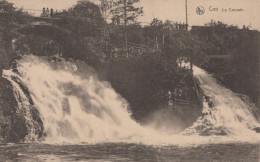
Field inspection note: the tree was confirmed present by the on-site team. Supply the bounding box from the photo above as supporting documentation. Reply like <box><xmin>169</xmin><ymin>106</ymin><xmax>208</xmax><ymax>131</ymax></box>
<box><xmin>161</xmin><ymin>20</ymin><xmax>176</xmax><ymax>49</ymax></box>
<box><xmin>0</xmin><ymin>0</ymin><xmax>29</xmax><ymax>48</ymax></box>
<box><xmin>99</xmin><ymin>0</ymin><xmax>116</xmax><ymax>20</ymax></box>
<box><xmin>106</xmin><ymin>0</ymin><xmax>142</xmax><ymax>55</ymax></box>
<box><xmin>143</xmin><ymin>19</ymin><xmax>175</xmax><ymax>52</ymax></box>
<box><xmin>163</xmin><ymin>29</ymin><xmax>208</xmax><ymax>70</ymax></box>
<box><xmin>110</xmin><ymin>0</ymin><xmax>143</xmax><ymax>26</ymax></box>
<box><xmin>149</xmin><ymin>18</ymin><xmax>163</xmax><ymax>51</ymax></box>
<box><xmin>0</xmin><ymin>0</ymin><xmax>30</xmax><ymax>68</ymax></box>
<box><xmin>54</xmin><ymin>0</ymin><xmax>105</xmax><ymax>38</ymax></box>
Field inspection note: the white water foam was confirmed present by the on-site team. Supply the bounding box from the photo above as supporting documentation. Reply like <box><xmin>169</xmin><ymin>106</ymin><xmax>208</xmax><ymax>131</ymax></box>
<box><xmin>2</xmin><ymin>55</ymin><xmax>260</xmax><ymax>146</ymax></box>
<box><xmin>183</xmin><ymin>66</ymin><xmax>260</xmax><ymax>136</ymax></box>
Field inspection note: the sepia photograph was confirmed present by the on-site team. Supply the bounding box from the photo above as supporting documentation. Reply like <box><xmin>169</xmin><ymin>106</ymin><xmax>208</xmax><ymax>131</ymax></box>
<box><xmin>0</xmin><ymin>0</ymin><xmax>259</xmax><ymax>161</ymax></box>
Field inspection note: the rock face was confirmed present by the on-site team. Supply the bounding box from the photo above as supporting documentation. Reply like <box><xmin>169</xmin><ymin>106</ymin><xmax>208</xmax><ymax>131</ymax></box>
<box><xmin>0</xmin><ymin>76</ymin><xmax>25</xmax><ymax>142</ymax></box>
<box><xmin>0</xmin><ymin>76</ymin><xmax>44</xmax><ymax>143</ymax></box>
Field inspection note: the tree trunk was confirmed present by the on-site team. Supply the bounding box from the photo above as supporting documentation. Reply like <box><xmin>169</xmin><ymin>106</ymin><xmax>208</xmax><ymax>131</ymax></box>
<box><xmin>123</xmin><ymin>0</ymin><xmax>128</xmax><ymax>56</ymax></box>
<box><xmin>155</xmin><ymin>36</ymin><xmax>158</xmax><ymax>51</ymax></box>
<box><xmin>126</xmin><ymin>36</ymin><xmax>128</xmax><ymax>58</ymax></box>
<box><xmin>123</xmin><ymin>0</ymin><xmax>127</xmax><ymax>27</ymax></box>
<box><xmin>162</xmin><ymin>34</ymin><xmax>165</xmax><ymax>47</ymax></box>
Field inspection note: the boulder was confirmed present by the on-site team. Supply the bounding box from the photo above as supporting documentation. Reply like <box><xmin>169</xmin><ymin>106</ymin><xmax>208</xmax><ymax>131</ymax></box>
<box><xmin>253</xmin><ymin>127</ymin><xmax>260</xmax><ymax>133</ymax></box>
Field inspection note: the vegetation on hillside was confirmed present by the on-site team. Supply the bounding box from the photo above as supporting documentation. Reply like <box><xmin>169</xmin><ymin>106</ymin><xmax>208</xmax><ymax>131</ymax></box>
<box><xmin>0</xmin><ymin>0</ymin><xmax>31</xmax><ymax>69</ymax></box>
<box><xmin>193</xmin><ymin>21</ymin><xmax>260</xmax><ymax>105</ymax></box>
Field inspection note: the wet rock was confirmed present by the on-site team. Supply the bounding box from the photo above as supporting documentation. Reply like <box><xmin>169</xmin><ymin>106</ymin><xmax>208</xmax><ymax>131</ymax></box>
<box><xmin>199</xmin><ymin>127</ymin><xmax>212</xmax><ymax>136</ymax></box>
<box><xmin>30</xmin><ymin>106</ymin><xmax>44</xmax><ymax>139</ymax></box>
<box><xmin>208</xmin><ymin>129</ymin><xmax>227</xmax><ymax>136</ymax></box>
<box><xmin>203</xmin><ymin>119</ymin><xmax>213</xmax><ymax>127</ymax></box>
<box><xmin>253</xmin><ymin>127</ymin><xmax>260</xmax><ymax>133</ymax></box>
<box><xmin>194</xmin><ymin>125</ymin><xmax>207</xmax><ymax>131</ymax></box>
<box><xmin>5</xmin><ymin>115</ymin><xmax>28</xmax><ymax>142</ymax></box>
<box><xmin>199</xmin><ymin>132</ymin><xmax>210</xmax><ymax>136</ymax></box>
<box><xmin>204</xmin><ymin>96</ymin><xmax>214</xmax><ymax>108</ymax></box>
<box><xmin>208</xmin><ymin>100</ymin><xmax>214</xmax><ymax>108</ymax></box>
<box><xmin>0</xmin><ymin>76</ymin><xmax>44</xmax><ymax>142</ymax></box>
<box><xmin>198</xmin><ymin>127</ymin><xmax>227</xmax><ymax>136</ymax></box>
<box><xmin>0</xmin><ymin>77</ymin><xmax>17</xmax><ymax>142</ymax></box>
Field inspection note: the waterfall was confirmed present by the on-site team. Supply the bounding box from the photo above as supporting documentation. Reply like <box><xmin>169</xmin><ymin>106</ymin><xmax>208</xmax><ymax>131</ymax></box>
<box><xmin>183</xmin><ymin>66</ymin><xmax>260</xmax><ymax>136</ymax></box>
<box><xmin>2</xmin><ymin>55</ymin><xmax>260</xmax><ymax>145</ymax></box>
<box><xmin>2</xmin><ymin>55</ymin><xmax>155</xmax><ymax>143</ymax></box>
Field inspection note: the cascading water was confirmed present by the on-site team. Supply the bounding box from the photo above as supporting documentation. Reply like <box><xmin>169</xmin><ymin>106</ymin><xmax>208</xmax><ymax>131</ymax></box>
<box><xmin>2</xmin><ymin>55</ymin><xmax>260</xmax><ymax>145</ymax></box>
<box><xmin>183</xmin><ymin>66</ymin><xmax>260</xmax><ymax>136</ymax></box>
<box><xmin>2</xmin><ymin>55</ymin><xmax>156</xmax><ymax>144</ymax></box>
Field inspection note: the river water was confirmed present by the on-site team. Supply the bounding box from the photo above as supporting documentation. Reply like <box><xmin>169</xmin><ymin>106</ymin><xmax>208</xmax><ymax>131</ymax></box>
<box><xmin>1</xmin><ymin>55</ymin><xmax>260</xmax><ymax>161</ymax></box>
<box><xmin>1</xmin><ymin>143</ymin><xmax>259</xmax><ymax>161</ymax></box>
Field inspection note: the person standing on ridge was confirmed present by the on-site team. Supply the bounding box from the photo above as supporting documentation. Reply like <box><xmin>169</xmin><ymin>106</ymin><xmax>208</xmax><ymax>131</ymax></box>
<box><xmin>41</xmin><ymin>7</ymin><xmax>46</xmax><ymax>17</ymax></box>
<box><xmin>168</xmin><ymin>91</ymin><xmax>173</xmax><ymax>109</ymax></box>
<box><xmin>46</xmin><ymin>8</ymin><xmax>50</xmax><ymax>17</ymax></box>
<box><xmin>50</xmin><ymin>8</ymin><xmax>53</xmax><ymax>17</ymax></box>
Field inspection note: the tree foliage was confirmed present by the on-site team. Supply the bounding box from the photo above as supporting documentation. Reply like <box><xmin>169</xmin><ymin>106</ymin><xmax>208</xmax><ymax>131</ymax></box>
<box><xmin>110</xmin><ymin>0</ymin><xmax>143</xmax><ymax>25</ymax></box>
<box><xmin>0</xmin><ymin>0</ymin><xmax>31</xmax><ymax>68</ymax></box>
<box><xmin>194</xmin><ymin>20</ymin><xmax>260</xmax><ymax>105</ymax></box>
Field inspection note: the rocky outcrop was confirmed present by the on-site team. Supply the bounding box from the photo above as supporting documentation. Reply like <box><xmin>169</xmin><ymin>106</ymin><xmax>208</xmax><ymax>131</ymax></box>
<box><xmin>0</xmin><ymin>75</ymin><xmax>44</xmax><ymax>143</ymax></box>
<box><xmin>0</xmin><ymin>76</ymin><xmax>25</xmax><ymax>142</ymax></box>
<box><xmin>193</xmin><ymin>77</ymin><xmax>204</xmax><ymax>107</ymax></box>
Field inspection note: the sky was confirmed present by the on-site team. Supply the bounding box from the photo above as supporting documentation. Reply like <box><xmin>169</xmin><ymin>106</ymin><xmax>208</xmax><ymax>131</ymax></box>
<box><xmin>7</xmin><ymin>0</ymin><xmax>260</xmax><ymax>30</ymax></box>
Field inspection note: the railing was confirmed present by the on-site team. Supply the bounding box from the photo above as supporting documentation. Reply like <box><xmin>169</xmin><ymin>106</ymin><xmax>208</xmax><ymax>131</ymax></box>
<box><xmin>207</xmin><ymin>55</ymin><xmax>233</xmax><ymax>59</ymax></box>
<box><xmin>127</xmin><ymin>42</ymin><xmax>154</xmax><ymax>53</ymax></box>
<box><xmin>22</xmin><ymin>9</ymin><xmax>42</xmax><ymax>17</ymax></box>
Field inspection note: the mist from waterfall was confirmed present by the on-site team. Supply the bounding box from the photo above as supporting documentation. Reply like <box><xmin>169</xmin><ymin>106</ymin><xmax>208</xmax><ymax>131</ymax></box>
<box><xmin>2</xmin><ymin>55</ymin><xmax>260</xmax><ymax>145</ymax></box>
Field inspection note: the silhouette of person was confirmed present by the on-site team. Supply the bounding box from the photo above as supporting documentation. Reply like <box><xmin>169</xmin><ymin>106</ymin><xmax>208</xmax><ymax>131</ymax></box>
<box><xmin>168</xmin><ymin>91</ymin><xmax>173</xmax><ymax>109</ymax></box>
<box><xmin>46</xmin><ymin>8</ymin><xmax>50</xmax><ymax>17</ymax></box>
<box><xmin>178</xmin><ymin>22</ymin><xmax>182</xmax><ymax>30</ymax></box>
<box><xmin>50</xmin><ymin>8</ymin><xmax>53</xmax><ymax>17</ymax></box>
<box><xmin>42</xmin><ymin>7</ymin><xmax>46</xmax><ymax>17</ymax></box>
<box><xmin>175</xmin><ymin>22</ymin><xmax>178</xmax><ymax>29</ymax></box>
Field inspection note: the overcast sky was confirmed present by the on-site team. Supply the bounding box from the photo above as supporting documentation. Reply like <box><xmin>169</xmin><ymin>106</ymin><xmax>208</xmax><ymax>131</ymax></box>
<box><xmin>7</xmin><ymin>0</ymin><xmax>260</xmax><ymax>30</ymax></box>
